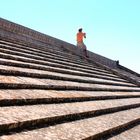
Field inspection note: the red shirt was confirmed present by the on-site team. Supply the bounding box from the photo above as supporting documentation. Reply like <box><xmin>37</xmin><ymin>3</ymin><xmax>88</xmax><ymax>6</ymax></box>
<box><xmin>77</xmin><ymin>32</ymin><xmax>86</xmax><ymax>43</ymax></box>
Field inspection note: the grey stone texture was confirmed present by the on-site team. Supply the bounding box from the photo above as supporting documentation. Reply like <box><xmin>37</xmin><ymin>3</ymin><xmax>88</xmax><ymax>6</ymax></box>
<box><xmin>0</xmin><ymin>18</ymin><xmax>140</xmax><ymax>139</ymax></box>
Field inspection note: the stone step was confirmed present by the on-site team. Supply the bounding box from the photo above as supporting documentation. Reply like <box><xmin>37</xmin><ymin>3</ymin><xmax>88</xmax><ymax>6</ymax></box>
<box><xmin>0</xmin><ymin>42</ymin><xmax>101</xmax><ymax>71</ymax></box>
<box><xmin>0</xmin><ymin>90</ymin><xmax>140</xmax><ymax>106</ymax></box>
<box><xmin>0</xmin><ymin>39</ymin><xmax>76</xmax><ymax>58</ymax></box>
<box><xmin>0</xmin><ymin>26</ymin><xmax>140</xmax><ymax>140</ymax></box>
<box><xmin>108</xmin><ymin>125</ymin><xmax>140</xmax><ymax>140</ymax></box>
<box><xmin>3</xmin><ymin>39</ymin><xmax>123</xmax><ymax>82</ymax></box>
<box><xmin>0</xmin><ymin>101</ymin><xmax>139</xmax><ymax>138</ymax></box>
<box><xmin>0</xmin><ymin>76</ymin><xmax>140</xmax><ymax>90</ymax></box>
<box><xmin>0</xmin><ymin>108</ymin><xmax>140</xmax><ymax>140</ymax></box>
<box><xmin>0</xmin><ymin>44</ymin><xmax>97</xmax><ymax>68</ymax></box>
<box><xmin>0</xmin><ymin>40</ymin><xmax>88</xmax><ymax>65</ymax></box>
<box><xmin>0</xmin><ymin>48</ymin><xmax>114</xmax><ymax>76</ymax></box>
<box><xmin>1</xmin><ymin>83</ymin><xmax>140</xmax><ymax>92</ymax></box>
<box><xmin>0</xmin><ymin>65</ymin><xmax>136</xmax><ymax>87</ymax></box>
<box><xmin>0</xmin><ymin>39</ymin><xmax>123</xmax><ymax>78</ymax></box>
<box><xmin>0</xmin><ymin>58</ymin><xmax>123</xmax><ymax>81</ymax></box>
<box><xmin>1</xmin><ymin>38</ymin><xmax>139</xmax><ymax>88</ymax></box>
<box><xmin>0</xmin><ymin>53</ymin><xmax>125</xmax><ymax>79</ymax></box>
<box><xmin>0</xmin><ymin>39</ymin><xmax>83</xmax><ymax>59</ymax></box>
<box><xmin>0</xmin><ymin>62</ymin><xmax>128</xmax><ymax>83</ymax></box>
<box><xmin>1</xmin><ymin>90</ymin><xmax>140</xmax><ymax>99</ymax></box>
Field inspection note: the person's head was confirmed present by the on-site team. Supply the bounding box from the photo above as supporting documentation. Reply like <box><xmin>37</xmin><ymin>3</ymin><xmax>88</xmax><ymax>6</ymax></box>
<box><xmin>78</xmin><ymin>28</ymin><xmax>82</xmax><ymax>32</ymax></box>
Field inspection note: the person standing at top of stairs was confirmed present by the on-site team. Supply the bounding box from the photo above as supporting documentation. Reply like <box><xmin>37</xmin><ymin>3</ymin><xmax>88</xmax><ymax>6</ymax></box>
<box><xmin>76</xmin><ymin>28</ymin><xmax>88</xmax><ymax>58</ymax></box>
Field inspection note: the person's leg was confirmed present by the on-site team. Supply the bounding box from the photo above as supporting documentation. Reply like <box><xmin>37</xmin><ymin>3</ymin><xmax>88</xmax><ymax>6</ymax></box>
<box><xmin>82</xmin><ymin>43</ymin><xmax>88</xmax><ymax>57</ymax></box>
<box><xmin>77</xmin><ymin>42</ymin><xmax>88</xmax><ymax>57</ymax></box>
<box><xmin>84</xmin><ymin>48</ymin><xmax>88</xmax><ymax>57</ymax></box>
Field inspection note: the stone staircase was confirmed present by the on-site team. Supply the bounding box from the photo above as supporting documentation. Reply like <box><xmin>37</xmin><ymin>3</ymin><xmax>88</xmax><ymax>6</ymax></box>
<box><xmin>0</xmin><ymin>39</ymin><xmax>140</xmax><ymax>140</ymax></box>
<box><xmin>0</xmin><ymin>18</ymin><xmax>140</xmax><ymax>139</ymax></box>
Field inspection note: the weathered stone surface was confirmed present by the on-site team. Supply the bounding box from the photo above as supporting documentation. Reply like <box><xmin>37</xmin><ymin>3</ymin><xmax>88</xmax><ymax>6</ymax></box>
<box><xmin>0</xmin><ymin>75</ymin><xmax>140</xmax><ymax>91</ymax></box>
<box><xmin>0</xmin><ymin>108</ymin><xmax>139</xmax><ymax>140</ymax></box>
<box><xmin>0</xmin><ymin>65</ymin><xmax>135</xmax><ymax>86</ymax></box>
<box><xmin>0</xmin><ymin>90</ymin><xmax>140</xmax><ymax>100</ymax></box>
<box><xmin>0</xmin><ymin>98</ymin><xmax>139</xmax><ymax>126</ymax></box>
<box><xmin>0</xmin><ymin>18</ymin><xmax>140</xmax><ymax>139</ymax></box>
<box><xmin>108</xmin><ymin>125</ymin><xmax>140</xmax><ymax>140</ymax></box>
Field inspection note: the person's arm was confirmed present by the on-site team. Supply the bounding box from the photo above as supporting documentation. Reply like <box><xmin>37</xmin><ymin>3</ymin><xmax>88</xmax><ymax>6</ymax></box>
<box><xmin>84</xmin><ymin>33</ymin><xmax>86</xmax><ymax>38</ymax></box>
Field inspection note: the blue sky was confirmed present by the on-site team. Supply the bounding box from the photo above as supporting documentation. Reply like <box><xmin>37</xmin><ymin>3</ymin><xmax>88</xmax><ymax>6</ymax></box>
<box><xmin>0</xmin><ymin>0</ymin><xmax>140</xmax><ymax>73</ymax></box>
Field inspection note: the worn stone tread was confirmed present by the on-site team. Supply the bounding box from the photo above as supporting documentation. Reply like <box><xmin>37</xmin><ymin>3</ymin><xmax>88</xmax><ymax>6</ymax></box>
<box><xmin>0</xmin><ymin>90</ymin><xmax>140</xmax><ymax>100</ymax></box>
<box><xmin>0</xmin><ymin>65</ymin><xmax>135</xmax><ymax>86</ymax></box>
<box><xmin>0</xmin><ymin>63</ymin><xmax>125</xmax><ymax>82</ymax></box>
<box><xmin>0</xmin><ymin>21</ymin><xmax>140</xmax><ymax>140</ymax></box>
<box><xmin>0</xmin><ymin>76</ymin><xmax>140</xmax><ymax>90</ymax></box>
<box><xmin>0</xmin><ymin>46</ymin><xmax>107</xmax><ymax>74</ymax></box>
<box><xmin>0</xmin><ymin>40</ymin><xmax>82</xmax><ymax>61</ymax></box>
<box><xmin>0</xmin><ymin>58</ymin><xmax>90</xmax><ymax>75</ymax></box>
<box><xmin>0</xmin><ymin>40</ymin><xmax>74</xmax><ymax>56</ymax></box>
<box><xmin>0</xmin><ymin>98</ymin><xmax>139</xmax><ymax>126</ymax></box>
<box><xmin>0</xmin><ymin>52</ymin><xmax>120</xmax><ymax>78</ymax></box>
<box><xmin>0</xmin><ymin>43</ymin><xmax>102</xmax><ymax>71</ymax></box>
<box><xmin>108</xmin><ymin>125</ymin><xmax>140</xmax><ymax>140</ymax></box>
<box><xmin>0</xmin><ymin>58</ymin><xmax>124</xmax><ymax>80</ymax></box>
<box><xmin>0</xmin><ymin>42</ymin><xmax>81</xmax><ymax>61</ymax></box>
<box><xmin>0</xmin><ymin>107</ymin><xmax>139</xmax><ymax>140</ymax></box>
<box><xmin>0</xmin><ymin>39</ymin><xmax>101</xmax><ymax>69</ymax></box>
<box><xmin>0</xmin><ymin>47</ymin><xmax>104</xmax><ymax>73</ymax></box>
<box><xmin>0</xmin><ymin>90</ymin><xmax>140</xmax><ymax>106</ymax></box>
